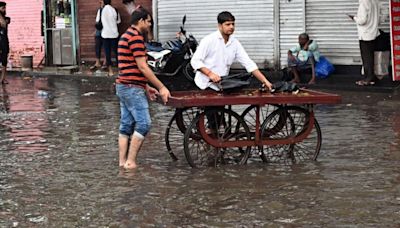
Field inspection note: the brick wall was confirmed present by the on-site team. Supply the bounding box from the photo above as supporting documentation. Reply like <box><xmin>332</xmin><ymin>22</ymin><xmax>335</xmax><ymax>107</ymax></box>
<box><xmin>6</xmin><ymin>0</ymin><xmax>45</xmax><ymax>68</ymax></box>
<box><xmin>77</xmin><ymin>0</ymin><xmax>152</xmax><ymax>63</ymax></box>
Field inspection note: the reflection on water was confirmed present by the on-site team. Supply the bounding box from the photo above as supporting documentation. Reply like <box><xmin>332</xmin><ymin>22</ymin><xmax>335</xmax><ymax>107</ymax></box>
<box><xmin>0</xmin><ymin>77</ymin><xmax>400</xmax><ymax>227</ymax></box>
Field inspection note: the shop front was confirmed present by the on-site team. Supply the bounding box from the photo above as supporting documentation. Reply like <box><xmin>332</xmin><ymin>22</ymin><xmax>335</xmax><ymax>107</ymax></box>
<box><xmin>76</xmin><ymin>0</ymin><xmax>152</xmax><ymax>63</ymax></box>
<box><xmin>43</xmin><ymin>0</ymin><xmax>78</xmax><ymax>66</ymax></box>
<box><xmin>155</xmin><ymin>0</ymin><xmax>391</xmax><ymax>75</ymax></box>
<box><xmin>154</xmin><ymin>0</ymin><xmax>275</xmax><ymax>68</ymax></box>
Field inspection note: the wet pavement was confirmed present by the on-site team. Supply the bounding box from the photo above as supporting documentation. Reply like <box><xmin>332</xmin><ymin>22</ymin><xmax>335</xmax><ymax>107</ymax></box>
<box><xmin>0</xmin><ymin>76</ymin><xmax>399</xmax><ymax>227</ymax></box>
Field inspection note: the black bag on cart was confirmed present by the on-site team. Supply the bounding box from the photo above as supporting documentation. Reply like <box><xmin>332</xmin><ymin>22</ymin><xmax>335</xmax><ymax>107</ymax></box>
<box><xmin>270</xmin><ymin>81</ymin><xmax>299</xmax><ymax>94</ymax></box>
<box><xmin>217</xmin><ymin>73</ymin><xmax>251</xmax><ymax>92</ymax></box>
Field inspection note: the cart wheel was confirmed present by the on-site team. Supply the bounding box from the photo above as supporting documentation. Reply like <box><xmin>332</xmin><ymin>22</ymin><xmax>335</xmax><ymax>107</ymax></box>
<box><xmin>182</xmin><ymin>61</ymin><xmax>195</xmax><ymax>82</ymax></box>
<box><xmin>258</xmin><ymin>106</ymin><xmax>322</xmax><ymax>164</ymax></box>
<box><xmin>240</xmin><ymin>104</ymin><xmax>280</xmax><ymax>138</ymax></box>
<box><xmin>183</xmin><ymin>108</ymin><xmax>251</xmax><ymax>168</ymax></box>
<box><xmin>165</xmin><ymin>107</ymin><xmax>199</xmax><ymax>161</ymax></box>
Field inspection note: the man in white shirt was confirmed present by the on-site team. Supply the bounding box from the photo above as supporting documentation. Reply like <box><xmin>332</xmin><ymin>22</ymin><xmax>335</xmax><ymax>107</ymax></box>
<box><xmin>97</xmin><ymin>0</ymin><xmax>121</xmax><ymax>76</ymax></box>
<box><xmin>349</xmin><ymin>0</ymin><xmax>380</xmax><ymax>86</ymax></box>
<box><xmin>191</xmin><ymin>11</ymin><xmax>272</xmax><ymax>91</ymax></box>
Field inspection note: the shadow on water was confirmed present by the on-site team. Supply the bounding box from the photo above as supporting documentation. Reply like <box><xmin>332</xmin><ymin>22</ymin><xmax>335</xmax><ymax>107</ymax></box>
<box><xmin>0</xmin><ymin>77</ymin><xmax>400</xmax><ymax>227</ymax></box>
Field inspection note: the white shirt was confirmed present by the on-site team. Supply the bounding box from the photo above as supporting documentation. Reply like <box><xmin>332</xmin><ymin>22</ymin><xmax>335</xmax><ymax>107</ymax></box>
<box><xmin>354</xmin><ymin>0</ymin><xmax>380</xmax><ymax>41</ymax></box>
<box><xmin>96</xmin><ymin>5</ymin><xmax>121</xmax><ymax>39</ymax></box>
<box><xmin>190</xmin><ymin>30</ymin><xmax>258</xmax><ymax>90</ymax></box>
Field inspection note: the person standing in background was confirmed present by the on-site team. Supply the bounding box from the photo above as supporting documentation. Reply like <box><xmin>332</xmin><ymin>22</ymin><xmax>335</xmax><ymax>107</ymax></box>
<box><xmin>99</xmin><ymin>0</ymin><xmax>121</xmax><ymax>76</ymax></box>
<box><xmin>0</xmin><ymin>1</ymin><xmax>9</xmax><ymax>84</ymax></box>
<box><xmin>349</xmin><ymin>0</ymin><xmax>380</xmax><ymax>86</ymax></box>
<box><xmin>91</xmin><ymin>0</ymin><xmax>105</xmax><ymax>71</ymax></box>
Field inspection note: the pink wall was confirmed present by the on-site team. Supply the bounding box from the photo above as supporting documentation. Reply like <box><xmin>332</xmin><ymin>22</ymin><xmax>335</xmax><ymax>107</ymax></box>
<box><xmin>6</xmin><ymin>0</ymin><xmax>44</xmax><ymax>68</ymax></box>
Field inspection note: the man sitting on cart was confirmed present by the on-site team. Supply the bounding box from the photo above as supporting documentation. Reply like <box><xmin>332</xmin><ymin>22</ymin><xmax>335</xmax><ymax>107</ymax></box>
<box><xmin>190</xmin><ymin>11</ymin><xmax>273</xmax><ymax>91</ymax></box>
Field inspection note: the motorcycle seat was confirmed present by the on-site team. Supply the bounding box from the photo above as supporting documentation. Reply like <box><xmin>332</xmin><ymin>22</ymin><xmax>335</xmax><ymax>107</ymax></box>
<box><xmin>146</xmin><ymin>42</ymin><xmax>165</xmax><ymax>52</ymax></box>
<box><xmin>163</xmin><ymin>39</ymin><xmax>183</xmax><ymax>53</ymax></box>
<box><xmin>147</xmin><ymin>50</ymin><xmax>172</xmax><ymax>59</ymax></box>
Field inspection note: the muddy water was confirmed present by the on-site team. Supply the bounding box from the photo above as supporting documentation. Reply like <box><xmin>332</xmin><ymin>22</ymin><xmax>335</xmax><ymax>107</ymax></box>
<box><xmin>0</xmin><ymin>77</ymin><xmax>399</xmax><ymax>227</ymax></box>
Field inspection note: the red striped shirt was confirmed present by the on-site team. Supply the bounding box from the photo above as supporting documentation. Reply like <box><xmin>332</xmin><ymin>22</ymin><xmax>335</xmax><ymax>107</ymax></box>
<box><xmin>116</xmin><ymin>27</ymin><xmax>148</xmax><ymax>88</ymax></box>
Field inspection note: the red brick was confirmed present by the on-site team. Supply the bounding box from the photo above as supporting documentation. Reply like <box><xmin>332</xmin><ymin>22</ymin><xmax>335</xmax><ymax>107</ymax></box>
<box><xmin>6</xmin><ymin>0</ymin><xmax>45</xmax><ymax>68</ymax></box>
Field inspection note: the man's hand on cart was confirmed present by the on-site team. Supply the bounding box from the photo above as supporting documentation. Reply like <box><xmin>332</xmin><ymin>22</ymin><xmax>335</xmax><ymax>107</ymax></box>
<box><xmin>159</xmin><ymin>86</ymin><xmax>171</xmax><ymax>104</ymax></box>
<box><xmin>262</xmin><ymin>80</ymin><xmax>273</xmax><ymax>91</ymax></box>
<box><xmin>208</xmin><ymin>72</ymin><xmax>221</xmax><ymax>83</ymax></box>
<box><xmin>146</xmin><ymin>85</ymin><xmax>159</xmax><ymax>101</ymax></box>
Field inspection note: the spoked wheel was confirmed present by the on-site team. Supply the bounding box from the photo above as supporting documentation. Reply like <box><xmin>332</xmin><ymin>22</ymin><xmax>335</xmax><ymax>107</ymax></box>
<box><xmin>240</xmin><ymin>104</ymin><xmax>280</xmax><ymax>138</ymax></box>
<box><xmin>182</xmin><ymin>61</ymin><xmax>195</xmax><ymax>82</ymax></box>
<box><xmin>165</xmin><ymin>107</ymin><xmax>199</xmax><ymax>161</ymax></box>
<box><xmin>258</xmin><ymin>106</ymin><xmax>322</xmax><ymax>164</ymax></box>
<box><xmin>239</xmin><ymin>104</ymin><xmax>280</xmax><ymax>162</ymax></box>
<box><xmin>183</xmin><ymin>108</ymin><xmax>251</xmax><ymax>168</ymax></box>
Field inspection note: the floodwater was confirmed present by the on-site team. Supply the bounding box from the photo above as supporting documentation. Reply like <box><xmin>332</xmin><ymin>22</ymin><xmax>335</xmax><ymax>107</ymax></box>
<box><xmin>0</xmin><ymin>76</ymin><xmax>399</xmax><ymax>227</ymax></box>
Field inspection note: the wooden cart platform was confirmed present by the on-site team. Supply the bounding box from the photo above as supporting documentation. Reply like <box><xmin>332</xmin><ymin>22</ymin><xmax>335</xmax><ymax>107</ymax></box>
<box><xmin>162</xmin><ymin>89</ymin><xmax>341</xmax><ymax>167</ymax></box>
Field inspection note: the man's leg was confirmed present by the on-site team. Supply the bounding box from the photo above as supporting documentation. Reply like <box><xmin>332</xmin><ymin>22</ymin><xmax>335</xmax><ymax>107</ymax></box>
<box><xmin>308</xmin><ymin>57</ymin><xmax>316</xmax><ymax>84</ymax></box>
<box><xmin>103</xmin><ymin>38</ymin><xmax>113</xmax><ymax>75</ymax></box>
<box><xmin>0</xmin><ymin>67</ymin><xmax>6</xmax><ymax>83</ymax></box>
<box><xmin>359</xmin><ymin>40</ymin><xmax>376</xmax><ymax>83</ymax></box>
<box><xmin>107</xmin><ymin>38</ymin><xmax>118</xmax><ymax>76</ymax></box>
<box><xmin>112</xmin><ymin>38</ymin><xmax>118</xmax><ymax>66</ymax></box>
<box><xmin>290</xmin><ymin>67</ymin><xmax>300</xmax><ymax>83</ymax></box>
<box><xmin>95</xmin><ymin>36</ymin><xmax>103</xmax><ymax>67</ymax></box>
<box><xmin>124</xmin><ymin>132</ymin><xmax>145</xmax><ymax>169</ymax></box>
<box><xmin>205</xmin><ymin>106</ymin><xmax>224</xmax><ymax>135</ymax></box>
<box><xmin>288</xmin><ymin>57</ymin><xmax>301</xmax><ymax>83</ymax></box>
<box><xmin>118</xmin><ymin>134</ymin><xmax>129</xmax><ymax>167</ymax></box>
<box><xmin>116</xmin><ymin>84</ymin><xmax>135</xmax><ymax>167</ymax></box>
<box><xmin>0</xmin><ymin>52</ymin><xmax>8</xmax><ymax>84</ymax></box>
<box><xmin>123</xmin><ymin>87</ymin><xmax>151</xmax><ymax>169</ymax></box>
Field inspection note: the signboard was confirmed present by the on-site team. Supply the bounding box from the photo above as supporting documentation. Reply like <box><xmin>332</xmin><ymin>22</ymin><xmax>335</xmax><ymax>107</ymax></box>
<box><xmin>391</xmin><ymin>0</ymin><xmax>400</xmax><ymax>81</ymax></box>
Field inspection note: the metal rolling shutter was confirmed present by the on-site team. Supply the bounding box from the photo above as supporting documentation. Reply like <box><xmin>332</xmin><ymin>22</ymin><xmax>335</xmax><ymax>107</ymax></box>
<box><xmin>156</xmin><ymin>0</ymin><xmax>275</xmax><ymax>67</ymax></box>
<box><xmin>306</xmin><ymin>0</ymin><xmax>361</xmax><ymax>65</ymax></box>
<box><xmin>279</xmin><ymin>0</ymin><xmax>305</xmax><ymax>67</ymax></box>
<box><xmin>305</xmin><ymin>0</ymin><xmax>390</xmax><ymax>65</ymax></box>
<box><xmin>379</xmin><ymin>0</ymin><xmax>390</xmax><ymax>32</ymax></box>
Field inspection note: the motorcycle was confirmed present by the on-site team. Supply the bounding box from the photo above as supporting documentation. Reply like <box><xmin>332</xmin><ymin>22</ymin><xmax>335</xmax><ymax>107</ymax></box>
<box><xmin>146</xmin><ymin>15</ymin><xmax>198</xmax><ymax>81</ymax></box>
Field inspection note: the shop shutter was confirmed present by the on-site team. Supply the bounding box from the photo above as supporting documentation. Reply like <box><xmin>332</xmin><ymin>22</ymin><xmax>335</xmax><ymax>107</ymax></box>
<box><xmin>305</xmin><ymin>0</ymin><xmax>360</xmax><ymax>65</ymax></box>
<box><xmin>156</xmin><ymin>0</ymin><xmax>275</xmax><ymax>67</ymax></box>
<box><xmin>279</xmin><ymin>0</ymin><xmax>305</xmax><ymax>67</ymax></box>
<box><xmin>305</xmin><ymin>0</ymin><xmax>390</xmax><ymax>65</ymax></box>
<box><xmin>379</xmin><ymin>0</ymin><xmax>390</xmax><ymax>32</ymax></box>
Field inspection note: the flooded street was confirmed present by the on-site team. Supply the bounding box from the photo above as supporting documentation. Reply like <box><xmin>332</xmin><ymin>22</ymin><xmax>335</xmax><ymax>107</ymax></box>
<box><xmin>0</xmin><ymin>76</ymin><xmax>399</xmax><ymax>227</ymax></box>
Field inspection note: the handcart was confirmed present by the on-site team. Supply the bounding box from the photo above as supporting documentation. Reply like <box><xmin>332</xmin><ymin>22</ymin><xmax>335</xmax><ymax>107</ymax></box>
<box><xmin>163</xmin><ymin>88</ymin><xmax>341</xmax><ymax>167</ymax></box>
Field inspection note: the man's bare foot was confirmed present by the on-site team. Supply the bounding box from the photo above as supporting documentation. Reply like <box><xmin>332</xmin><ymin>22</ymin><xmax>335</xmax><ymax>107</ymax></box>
<box><xmin>119</xmin><ymin>160</ymin><xmax>126</xmax><ymax>167</ymax></box>
<box><xmin>124</xmin><ymin>162</ymin><xmax>138</xmax><ymax>170</ymax></box>
<box><xmin>290</xmin><ymin>79</ymin><xmax>300</xmax><ymax>83</ymax></box>
<box><xmin>308</xmin><ymin>79</ymin><xmax>316</xmax><ymax>84</ymax></box>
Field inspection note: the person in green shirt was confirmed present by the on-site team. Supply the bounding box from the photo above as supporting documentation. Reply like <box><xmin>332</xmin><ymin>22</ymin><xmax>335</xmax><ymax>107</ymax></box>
<box><xmin>288</xmin><ymin>33</ymin><xmax>320</xmax><ymax>84</ymax></box>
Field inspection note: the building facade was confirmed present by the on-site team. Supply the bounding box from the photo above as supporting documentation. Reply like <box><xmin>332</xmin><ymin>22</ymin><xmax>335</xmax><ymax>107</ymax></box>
<box><xmin>7</xmin><ymin>0</ymin><xmax>45</xmax><ymax>68</ymax></box>
<box><xmin>6</xmin><ymin>0</ymin><xmax>152</xmax><ymax>68</ymax></box>
<box><xmin>4</xmin><ymin>0</ymin><xmax>389</xmax><ymax>69</ymax></box>
<box><xmin>154</xmin><ymin>0</ymin><xmax>390</xmax><ymax>68</ymax></box>
<box><xmin>77</xmin><ymin>0</ymin><xmax>152</xmax><ymax>62</ymax></box>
